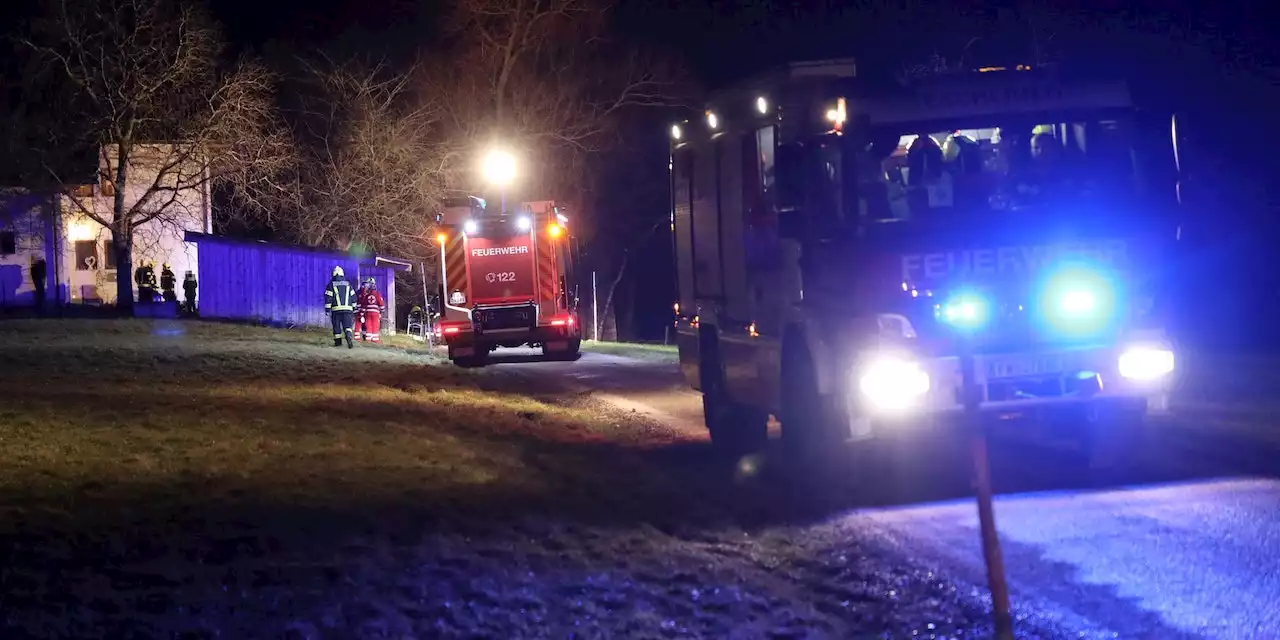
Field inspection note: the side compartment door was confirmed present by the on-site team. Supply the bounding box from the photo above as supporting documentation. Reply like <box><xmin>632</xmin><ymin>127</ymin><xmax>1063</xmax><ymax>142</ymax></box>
<box><xmin>672</xmin><ymin>149</ymin><xmax>696</xmax><ymax>316</ymax></box>
<box><xmin>716</xmin><ymin>132</ymin><xmax>763</xmax><ymax>402</ymax></box>
<box><xmin>746</xmin><ymin>125</ymin><xmax>785</xmax><ymax>413</ymax></box>
<box><xmin>691</xmin><ymin>141</ymin><xmax>723</xmax><ymax>303</ymax></box>
<box><xmin>671</xmin><ymin>148</ymin><xmax>700</xmax><ymax>387</ymax></box>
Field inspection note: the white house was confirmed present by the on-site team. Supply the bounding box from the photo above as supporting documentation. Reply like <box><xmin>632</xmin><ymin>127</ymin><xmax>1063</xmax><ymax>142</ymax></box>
<box><xmin>0</xmin><ymin>144</ymin><xmax>211</xmax><ymax>308</ymax></box>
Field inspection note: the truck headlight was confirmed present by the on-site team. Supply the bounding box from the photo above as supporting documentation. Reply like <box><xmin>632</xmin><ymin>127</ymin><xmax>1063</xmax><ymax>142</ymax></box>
<box><xmin>857</xmin><ymin>355</ymin><xmax>931</xmax><ymax>413</ymax></box>
<box><xmin>1118</xmin><ymin>347</ymin><xmax>1174</xmax><ymax>380</ymax></box>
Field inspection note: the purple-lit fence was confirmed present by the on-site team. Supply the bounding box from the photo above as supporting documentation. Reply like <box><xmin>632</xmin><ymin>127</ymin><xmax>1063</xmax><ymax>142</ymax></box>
<box><xmin>185</xmin><ymin>232</ymin><xmax>408</xmax><ymax>330</ymax></box>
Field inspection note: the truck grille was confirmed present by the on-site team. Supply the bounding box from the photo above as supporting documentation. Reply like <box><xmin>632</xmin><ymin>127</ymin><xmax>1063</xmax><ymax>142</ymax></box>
<box><xmin>474</xmin><ymin>305</ymin><xmax>536</xmax><ymax>331</ymax></box>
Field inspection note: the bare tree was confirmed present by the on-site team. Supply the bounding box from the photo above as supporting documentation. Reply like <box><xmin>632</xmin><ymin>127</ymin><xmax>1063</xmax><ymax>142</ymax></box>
<box><xmin>17</xmin><ymin>0</ymin><xmax>288</xmax><ymax>315</ymax></box>
<box><xmin>423</xmin><ymin>0</ymin><xmax>688</xmax><ymax>212</ymax></box>
<box><xmin>228</xmin><ymin>56</ymin><xmax>448</xmax><ymax>261</ymax></box>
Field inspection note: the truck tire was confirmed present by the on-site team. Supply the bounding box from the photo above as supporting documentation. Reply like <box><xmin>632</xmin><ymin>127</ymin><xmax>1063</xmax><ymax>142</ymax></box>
<box><xmin>541</xmin><ymin>338</ymin><xmax>582</xmax><ymax>360</ymax></box>
<box><xmin>700</xmin><ymin>332</ymin><xmax>767</xmax><ymax>455</ymax></box>
<box><xmin>779</xmin><ymin>338</ymin><xmax>849</xmax><ymax>463</ymax></box>
<box><xmin>452</xmin><ymin>353</ymin><xmax>489</xmax><ymax>368</ymax></box>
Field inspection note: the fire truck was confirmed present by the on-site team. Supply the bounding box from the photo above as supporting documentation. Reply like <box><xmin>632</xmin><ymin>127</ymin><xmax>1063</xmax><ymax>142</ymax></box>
<box><xmin>670</xmin><ymin>59</ymin><xmax>1182</xmax><ymax>468</ymax></box>
<box><xmin>434</xmin><ymin>198</ymin><xmax>582</xmax><ymax>366</ymax></box>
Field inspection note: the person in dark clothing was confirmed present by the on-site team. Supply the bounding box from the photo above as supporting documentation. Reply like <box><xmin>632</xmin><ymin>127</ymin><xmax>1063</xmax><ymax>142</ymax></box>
<box><xmin>30</xmin><ymin>258</ymin><xmax>47</xmax><ymax>312</ymax></box>
<box><xmin>182</xmin><ymin>271</ymin><xmax>198</xmax><ymax>315</ymax></box>
<box><xmin>160</xmin><ymin>264</ymin><xmax>177</xmax><ymax>302</ymax></box>
<box><xmin>135</xmin><ymin>262</ymin><xmax>157</xmax><ymax>303</ymax></box>
<box><xmin>324</xmin><ymin>265</ymin><xmax>356</xmax><ymax>348</ymax></box>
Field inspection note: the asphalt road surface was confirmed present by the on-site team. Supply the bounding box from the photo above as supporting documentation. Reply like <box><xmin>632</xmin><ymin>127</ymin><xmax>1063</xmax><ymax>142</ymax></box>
<box><xmin>488</xmin><ymin>346</ymin><xmax>1280</xmax><ymax>640</ymax></box>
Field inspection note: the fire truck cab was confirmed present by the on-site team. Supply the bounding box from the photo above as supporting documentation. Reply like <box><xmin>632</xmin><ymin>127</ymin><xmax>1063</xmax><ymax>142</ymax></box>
<box><xmin>671</xmin><ymin>59</ymin><xmax>1182</xmax><ymax>468</ymax></box>
<box><xmin>435</xmin><ymin>198</ymin><xmax>582</xmax><ymax>366</ymax></box>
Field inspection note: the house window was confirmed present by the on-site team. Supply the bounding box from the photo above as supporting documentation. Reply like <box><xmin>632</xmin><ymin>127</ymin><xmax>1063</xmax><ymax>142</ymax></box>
<box><xmin>74</xmin><ymin>240</ymin><xmax>98</xmax><ymax>270</ymax></box>
<box><xmin>100</xmin><ymin>181</ymin><xmax>116</xmax><ymax>197</ymax></box>
<box><xmin>103</xmin><ymin>240</ymin><xmax>117</xmax><ymax>269</ymax></box>
<box><xmin>0</xmin><ymin>231</ymin><xmax>15</xmax><ymax>255</ymax></box>
<box><xmin>70</xmin><ymin>184</ymin><xmax>94</xmax><ymax>198</ymax></box>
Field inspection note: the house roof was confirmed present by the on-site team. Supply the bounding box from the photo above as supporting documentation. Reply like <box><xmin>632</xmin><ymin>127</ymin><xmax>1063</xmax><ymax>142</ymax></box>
<box><xmin>183</xmin><ymin>231</ymin><xmax>413</xmax><ymax>272</ymax></box>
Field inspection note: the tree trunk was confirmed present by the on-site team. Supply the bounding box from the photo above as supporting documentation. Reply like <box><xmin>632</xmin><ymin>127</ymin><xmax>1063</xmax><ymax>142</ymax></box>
<box><xmin>599</xmin><ymin>254</ymin><xmax>627</xmax><ymax>342</ymax></box>
<box><xmin>619</xmin><ymin>276</ymin><xmax>637</xmax><ymax>341</ymax></box>
<box><xmin>113</xmin><ymin>230</ymin><xmax>134</xmax><ymax>317</ymax></box>
<box><xmin>111</xmin><ymin>144</ymin><xmax>134</xmax><ymax>316</ymax></box>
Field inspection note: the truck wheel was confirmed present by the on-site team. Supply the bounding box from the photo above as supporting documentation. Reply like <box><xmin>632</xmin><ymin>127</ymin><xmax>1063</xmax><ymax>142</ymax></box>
<box><xmin>700</xmin><ymin>335</ymin><xmax>767</xmax><ymax>455</ymax></box>
<box><xmin>541</xmin><ymin>338</ymin><xmax>582</xmax><ymax>360</ymax></box>
<box><xmin>452</xmin><ymin>353</ymin><xmax>490</xmax><ymax>368</ymax></box>
<box><xmin>780</xmin><ymin>340</ymin><xmax>848</xmax><ymax>463</ymax></box>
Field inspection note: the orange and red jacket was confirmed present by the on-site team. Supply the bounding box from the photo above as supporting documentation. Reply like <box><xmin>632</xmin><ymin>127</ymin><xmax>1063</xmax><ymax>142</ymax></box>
<box><xmin>359</xmin><ymin>288</ymin><xmax>385</xmax><ymax>314</ymax></box>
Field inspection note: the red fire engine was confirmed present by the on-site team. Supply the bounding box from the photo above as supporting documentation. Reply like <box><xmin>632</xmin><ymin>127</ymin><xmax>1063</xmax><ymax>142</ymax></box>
<box><xmin>433</xmin><ymin>198</ymin><xmax>582</xmax><ymax>366</ymax></box>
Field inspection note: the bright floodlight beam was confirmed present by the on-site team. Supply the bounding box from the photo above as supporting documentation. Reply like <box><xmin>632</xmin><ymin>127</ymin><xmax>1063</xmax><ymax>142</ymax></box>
<box><xmin>481</xmin><ymin>148</ymin><xmax>518</xmax><ymax>214</ymax></box>
<box><xmin>480</xmin><ymin>149</ymin><xmax>517</xmax><ymax>187</ymax></box>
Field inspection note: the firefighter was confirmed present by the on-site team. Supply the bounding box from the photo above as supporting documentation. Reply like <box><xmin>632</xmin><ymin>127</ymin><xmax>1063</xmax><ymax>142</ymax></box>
<box><xmin>135</xmin><ymin>262</ymin><xmax>157</xmax><ymax>303</ymax></box>
<box><xmin>160</xmin><ymin>264</ymin><xmax>178</xmax><ymax>302</ymax></box>
<box><xmin>182</xmin><ymin>271</ymin><xmax>198</xmax><ymax>315</ymax></box>
<box><xmin>358</xmin><ymin>277</ymin><xmax>385</xmax><ymax>343</ymax></box>
<box><xmin>324</xmin><ymin>266</ymin><xmax>356</xmax><ymax>348</ymax></box>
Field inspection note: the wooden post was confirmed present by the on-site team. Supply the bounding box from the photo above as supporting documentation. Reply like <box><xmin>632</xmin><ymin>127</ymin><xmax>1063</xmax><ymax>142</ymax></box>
<box><xmin>959</xmin><ymin>343</ymin><xmax>1014</xmax><ymax>640</ymax></box>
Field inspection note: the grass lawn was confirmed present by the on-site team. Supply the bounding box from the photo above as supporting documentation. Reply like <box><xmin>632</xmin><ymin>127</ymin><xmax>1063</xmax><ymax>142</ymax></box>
<box><xmin>0</xmin><ymin>319</ymin><xmax>715</xmax><ymax>637</ymax></box>
<box><xmin>582</xmin><ymin>340</ymin><xmax>679</xmax><ymax>362</ymax></box>
<box><xmin>0</xmin><ymin>319</ymin><xmax>1023</xmax><ymax>638</ymax></box>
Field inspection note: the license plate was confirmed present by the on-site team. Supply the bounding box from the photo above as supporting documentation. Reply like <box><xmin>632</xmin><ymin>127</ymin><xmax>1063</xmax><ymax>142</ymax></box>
<box><xmin>453</xmin><ymin>347</ymin><xmax>474</xmax><ymax>357</ymax></box>
<box><xmin>545</xmin><ymin>341</ymin><xmax>568</xmax><ymax>351</ymax></box>
<box><xmin>985</xmin><ymin>355</ymin><xmax>1063</xmax><ymax>379</ymax></box>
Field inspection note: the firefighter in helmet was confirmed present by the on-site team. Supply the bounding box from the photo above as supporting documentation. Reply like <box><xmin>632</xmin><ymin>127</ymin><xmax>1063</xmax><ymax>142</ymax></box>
<box><xmin>358</xmin><ymin>277</ymin><xmax>385</xmax><ymax>343</ymax></box>
<box><xmin>324</xmin><ymin>266</ymin><xmax>356</xmax><ymax>348</ymax></box>
<box><xmin>135</xmin><ymin>262</ymin><xmax>157</xmax><ymax>303</ymax></box>
<box><xmin>160</xmin><ymin>263</ymin><xmax>177</xmax><ymax>302</ymax></box>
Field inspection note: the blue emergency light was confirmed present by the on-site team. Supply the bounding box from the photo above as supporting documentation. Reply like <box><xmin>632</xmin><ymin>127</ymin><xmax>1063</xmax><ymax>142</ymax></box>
<box><xmin>938</xmin><ymin>291</ymin><xmax>991</xmax><ymax>331</ymax></box>
<box><xmin>1036</xmin><ymin>264</ymin><xmax>1120</xmax><ymax>336</ymax></box>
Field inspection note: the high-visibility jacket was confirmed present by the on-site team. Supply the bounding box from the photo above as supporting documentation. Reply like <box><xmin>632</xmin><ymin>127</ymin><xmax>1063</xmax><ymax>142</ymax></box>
<box><xmin>359</xmin><ymin>288</ymin><xmax>385</xmax><ymax>314</ymax></box>
<box><xmin>324</xmin><ymin>278</ymin><xmax>355</xmax><ymax>312</ymax></box>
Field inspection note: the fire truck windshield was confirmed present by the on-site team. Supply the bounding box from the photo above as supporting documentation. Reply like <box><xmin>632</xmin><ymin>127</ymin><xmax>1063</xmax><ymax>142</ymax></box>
<box><xmin>856</xmin><ymin>115</ymin><xmax>1139</xmax><ymax>227</ymax></box>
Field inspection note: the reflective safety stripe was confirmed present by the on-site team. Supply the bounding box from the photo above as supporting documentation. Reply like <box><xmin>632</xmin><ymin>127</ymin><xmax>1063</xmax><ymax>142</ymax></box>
<box><xmin>334</xmin><ymin>333</ymin><xmax>343</xmax><ymax>339</ymax></box>
<box><xmin>326</xmin><ymin>281</ymin><xmax>355</xmax><ymax>311</ymax></box>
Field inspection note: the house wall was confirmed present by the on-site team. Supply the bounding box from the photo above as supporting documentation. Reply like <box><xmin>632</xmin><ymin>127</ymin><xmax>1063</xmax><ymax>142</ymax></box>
<box><xmin>0</xmin><ymin>193</ymin><xmax>58</xmax><ymax>308</ymax></box>
<box><xmin>60</xmin><ymin>144</ymin><xmax>211</xmax><ymax>304</ymax></box>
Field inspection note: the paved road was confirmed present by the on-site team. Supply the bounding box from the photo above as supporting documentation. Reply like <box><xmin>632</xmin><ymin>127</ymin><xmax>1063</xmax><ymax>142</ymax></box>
<box><xmin>486</xmin><ymin>346</ymin><xmax>1280</xmax><ymax>639</ymax></box>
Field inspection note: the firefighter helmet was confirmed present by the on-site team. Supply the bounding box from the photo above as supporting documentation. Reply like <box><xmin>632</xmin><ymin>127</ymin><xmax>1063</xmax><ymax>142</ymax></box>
<box><xmin>332</xmin><ymin>265</ymin><xmax>345</xmax><ymax>277</ymax></box>
<box><xmin>365</xmin><ymin>277</ymin><xmax>376</xmax><ymax>286</ymax></box>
